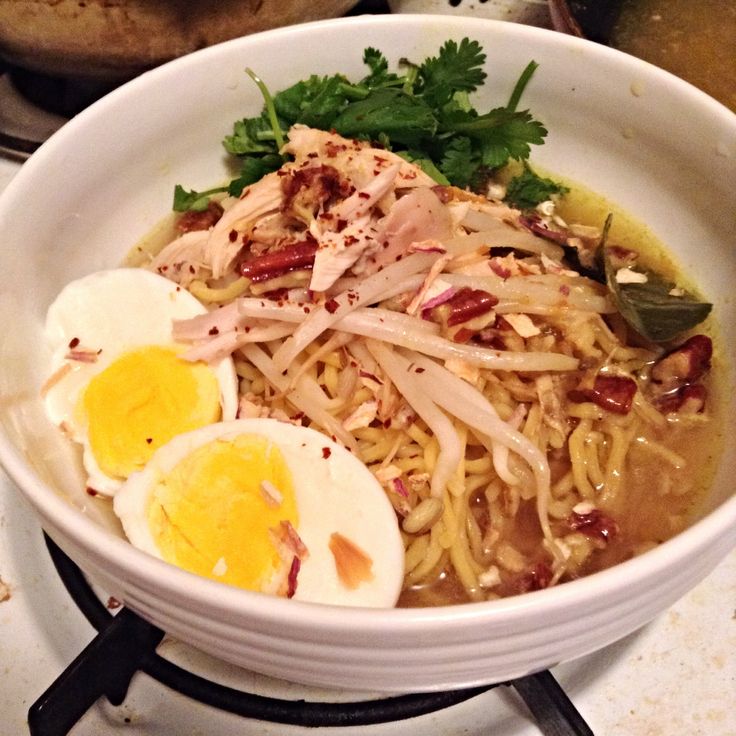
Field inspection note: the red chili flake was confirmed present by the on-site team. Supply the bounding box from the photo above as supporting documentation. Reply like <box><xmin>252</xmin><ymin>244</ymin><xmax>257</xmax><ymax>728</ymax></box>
<box><xmin>568</xmin><ymin>374</ymin><xmax>637</xmax><ymax>415</ymax></box>
<box><xmin>286</xmin><ymin>556</ymin><xmax>301</xmax><ymax>599</ymax></box>
<box><xmin>414</xmin><ymin>367</ymin><xmax>425</xmax><ymax>373</ymax></box>
<box><xmin>322</xmin><ymin>447</ymin><xmax>332</xmax><ymax>459</ymax></box>
<box><xmin>68</xmin><ymin>337</ymin><xmax>80</xmax><ymax>349</ymax></box>
<box><xmin>228</xmin><ymin>229</ymin><xmax>238</xmax><ymax>242</ymax></box>
<box><xmin>559</xmin><ymin>284</ymin><xmax>571</xmax><ymax>296</ymax></box>
<box><xmin>324</xmin><ymin>298</ymin><xmax>340</xmax><ymax>314</ymax></box>
<box><xmin>86</xmin><ymin>487</ymin><xmax>100</xmax><ymax>497</ymax></box>
<box><xmin>145</xmin><ymin>438</ymin><xmax>153</xmax><ymax>444</ymax></box>
<box><xmin>568</xmin><ymin>508</ymin><xmax>619</xmax><ymax>543</ymax></box>
<box><xmin>358</xmin><ymin>191</ymin><xmax>370</xmax><ymax>199</ymax></box>
<box><xmin>106</xmin><ymin>596</ymin><xmax>122</xmax><ymax>609</ymax></box>
<box><xmin>208</xmin><ymin>326</ymin><xmax>220</xmax><ymax>336</ymax></box>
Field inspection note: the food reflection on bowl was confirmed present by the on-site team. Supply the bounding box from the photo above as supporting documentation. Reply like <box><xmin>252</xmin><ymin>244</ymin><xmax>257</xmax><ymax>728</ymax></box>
<box><xmin>0</xmin><ymin>15</ymin><xmax>735</xmax><ymax>693</ymax></box>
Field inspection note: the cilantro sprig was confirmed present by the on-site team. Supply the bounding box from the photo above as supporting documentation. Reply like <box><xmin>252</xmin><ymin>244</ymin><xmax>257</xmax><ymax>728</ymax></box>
<box><xmin>505</xmin><ymin>164</ymin><xmax>570</xmax><ymax>210</ymax></box>
<box><xmin>175</xmin><ymin>39</ymin><xmax>554</xmax><ymax>211</ymax></box>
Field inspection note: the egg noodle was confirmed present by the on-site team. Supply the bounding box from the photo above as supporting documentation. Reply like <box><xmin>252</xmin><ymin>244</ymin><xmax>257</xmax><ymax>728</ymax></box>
<box><xmin>134</xmin><ymin>125</ymin><xmax>716</xmax><ymax>604</ymax></box>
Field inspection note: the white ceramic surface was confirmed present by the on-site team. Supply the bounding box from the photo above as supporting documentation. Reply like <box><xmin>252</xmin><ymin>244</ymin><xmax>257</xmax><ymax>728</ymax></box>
<box><xmin>0</xmin><ymin>15</ymin><xmax>735</xmax><ymax>693</ymax></box>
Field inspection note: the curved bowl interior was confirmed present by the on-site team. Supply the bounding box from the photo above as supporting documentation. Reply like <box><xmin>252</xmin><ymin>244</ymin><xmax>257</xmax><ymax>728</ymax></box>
<box><xmin>0</xmin><ymin>15</ymin><xmax>735</xmax><ymax>692</ymax></box>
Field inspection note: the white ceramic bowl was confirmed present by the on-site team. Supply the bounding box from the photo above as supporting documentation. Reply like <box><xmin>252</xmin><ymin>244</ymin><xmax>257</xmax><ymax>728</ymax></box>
<box><xmin>1</xmin><ymin>15</ymin><xmax>735</xmax><ymax>693</ymax></box>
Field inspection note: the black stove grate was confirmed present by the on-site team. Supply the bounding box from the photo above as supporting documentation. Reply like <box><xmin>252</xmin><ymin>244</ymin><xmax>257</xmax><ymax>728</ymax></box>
<box><xmin>28</xmin><ymin>535</ymin><xmax>595</xmax><ymax>736</ymax></box>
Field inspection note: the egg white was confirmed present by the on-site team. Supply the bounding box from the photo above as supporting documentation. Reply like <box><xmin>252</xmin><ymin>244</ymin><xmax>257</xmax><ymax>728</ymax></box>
<box><xmin>113</xmin><ymin>418</ymin><xmax>406</xmax><ymax>608</ymax></box>
<box><xmin>43</xmin><ymin>268</ymin><xmax>238</xmax><ymax>495</ymax></box>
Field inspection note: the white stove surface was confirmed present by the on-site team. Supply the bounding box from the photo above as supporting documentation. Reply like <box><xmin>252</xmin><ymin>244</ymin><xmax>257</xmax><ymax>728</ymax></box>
<box><xmin>0</xmin><ymin>83</ymin><xmax>734</xmax><ymax>736</ymax></box>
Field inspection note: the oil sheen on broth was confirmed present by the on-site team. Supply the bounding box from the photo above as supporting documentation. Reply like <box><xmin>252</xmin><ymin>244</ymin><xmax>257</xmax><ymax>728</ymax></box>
<box><xmin>400</xmin><ymin>180</ymin><xmax>724</xmax><ymax>608</ymax></box>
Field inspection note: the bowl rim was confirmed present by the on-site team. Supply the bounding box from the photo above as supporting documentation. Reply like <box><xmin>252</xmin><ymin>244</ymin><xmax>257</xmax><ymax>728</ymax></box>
<box><xmin>1</xmin><ymin>13</ymin><xmax>735</xmax><ymax>631</ymax></box>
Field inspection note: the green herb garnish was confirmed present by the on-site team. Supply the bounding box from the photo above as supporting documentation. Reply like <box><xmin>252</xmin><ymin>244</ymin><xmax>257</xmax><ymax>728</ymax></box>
<box><xmin>505</xmin><ymin>164</ymin><xmax>570</xmax><ymax>210</ymax></box>
<box><xmin>177</xmin><ymin>39</ymin><xmax>552</xmax><ymax>211</ymax></box>
<box><xmin>172</xmin><ymin>184</ymin><xmax>227</xmax><ymax>212</ymax></box>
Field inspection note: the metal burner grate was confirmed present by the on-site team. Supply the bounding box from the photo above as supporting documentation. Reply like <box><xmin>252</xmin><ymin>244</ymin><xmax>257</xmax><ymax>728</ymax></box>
<box><xmin>28</xmin><ymin>536</ymin><xmax>595</xmax><ymax>736</ymax></box>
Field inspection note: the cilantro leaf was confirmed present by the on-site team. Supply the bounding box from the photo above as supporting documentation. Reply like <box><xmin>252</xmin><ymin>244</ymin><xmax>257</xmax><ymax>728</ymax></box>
<box><xmin>274</xmin><ymin>75</ymin><xmax>352</xmax><ymax>129</ymax></box>
<box><xmin>419</xmin><ymin>38</ymin><xmax>487</xmax><ymax>108</ymax></box>
<box><xmin>228</xmin><ymin>153</ymin><xmax>284</xmax><ymax>196</ymax></box>
<box><xmin>505</xmin><ymin>165</ymin><xmax>569</xmax><ymax>209</ymax></box>
<box><xmin>400</xmin><ymin>150</ymin><xmax>450</xmax><ymax>185</ymax></box>
<box><xmin>361</xmin><ymin>47</ymin><xmax>402</xmax><ymax>89</ymax></box>
<box><xmin>173</xmin><ymin>184</ymin><xmax>227</xmax><ymax>212</ymax></box>
<box><xmin>332</xmin><ymin>88</ymin><xmax>438</xmax><ymax>146</ymax></box>
<box><xmin>439</xmin><ymin>137</ymin><xmax>480</xmax><ymax>189</ymax></box>
<box><xmin>447</xmin><ymin>107</ymin><xmax>547</xmax><ymax>168</ymax></box>
<box><xmin>223</xmin><ymin>113</ymin><xmax>281</xmax><ymax>156</ymax></box>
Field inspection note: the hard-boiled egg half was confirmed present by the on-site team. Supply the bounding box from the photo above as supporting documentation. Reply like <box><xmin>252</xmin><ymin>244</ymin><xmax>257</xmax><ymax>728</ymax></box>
<box><xmin>113</xmin><ymin>418</ymin><xmax>405</xmax><ymax>607</ymax></box>
<box><xmin>42</xmin><ymin>269</ymin><xmax>238</xmax><ymax>496</ymax></box>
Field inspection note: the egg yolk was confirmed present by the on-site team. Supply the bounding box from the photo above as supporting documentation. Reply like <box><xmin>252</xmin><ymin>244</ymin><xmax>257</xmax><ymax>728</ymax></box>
<box><xmin>82</xmin><ymin>346</ymin><xmax>221</xmax><ymax>479</ymax></box>
<box><xmin>146</xmin><ymin>433</ymin><xmax>299</xmax><ymax>592</ymax></box>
